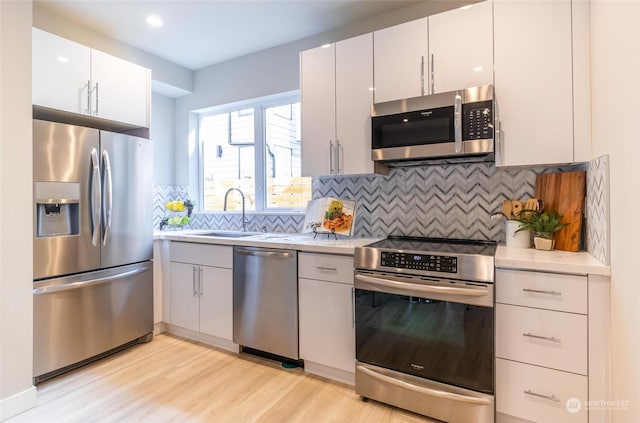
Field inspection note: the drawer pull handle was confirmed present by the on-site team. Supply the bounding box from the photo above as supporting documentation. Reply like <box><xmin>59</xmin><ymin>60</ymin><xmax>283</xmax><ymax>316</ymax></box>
<box><xmin>522</xmin><ymin>332</ymin><xmax>561</xmax><ymax>343</ymax></box>
<box><xmin>522</xmin><ymin>288</ymin><xmax>562</xmax><ymax>296</ymax></box>
<box><xmin>316</xmin><ymin>266</ymin><xmax>338</xmax><ymax>272</ymax></box>
<box><xmin>523</xmin><ymin>389</ymin><xmax>561</xmax><ymax>403</ymax></box>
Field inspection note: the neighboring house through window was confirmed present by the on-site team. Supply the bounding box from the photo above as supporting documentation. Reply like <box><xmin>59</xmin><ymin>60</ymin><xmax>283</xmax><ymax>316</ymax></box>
<box><xmin>198</xmin><ymin>92</ymin><xmax>311</xmax><ymax>212</ymax></box>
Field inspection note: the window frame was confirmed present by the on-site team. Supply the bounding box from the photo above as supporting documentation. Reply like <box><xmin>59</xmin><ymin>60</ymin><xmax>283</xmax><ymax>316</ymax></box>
<box><xmin>196</xmin><ymin>90</ymin><xmax>308</xmax><ymax>214</ymax></box>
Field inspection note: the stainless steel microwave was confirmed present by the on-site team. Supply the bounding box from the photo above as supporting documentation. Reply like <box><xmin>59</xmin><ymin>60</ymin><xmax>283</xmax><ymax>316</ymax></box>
<box><xmin>371</xmin><ymin>85</ymin><xmax>494</xmax><ymax>165</ymax></box>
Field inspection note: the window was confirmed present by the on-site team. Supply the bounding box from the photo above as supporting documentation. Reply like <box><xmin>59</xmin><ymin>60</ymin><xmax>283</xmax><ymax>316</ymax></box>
<box><xmin>199</xmin><ymin>93</ymin><xmax>311</xmax><ymax>212</ymax></box>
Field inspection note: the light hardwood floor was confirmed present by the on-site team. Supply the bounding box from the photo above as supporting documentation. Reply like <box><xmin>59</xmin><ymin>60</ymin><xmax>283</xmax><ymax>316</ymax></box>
<box><xmin>9</xmin><ymin>334</ymin><xmax>436</xmax><ymax>423</ymax></box>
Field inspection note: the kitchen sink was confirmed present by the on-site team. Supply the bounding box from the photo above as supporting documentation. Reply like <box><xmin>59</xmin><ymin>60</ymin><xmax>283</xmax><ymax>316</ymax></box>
<box><xmin>191</xmin><ymin>231</ymin><xmax>258</xmax><ymax>238</ymax></box>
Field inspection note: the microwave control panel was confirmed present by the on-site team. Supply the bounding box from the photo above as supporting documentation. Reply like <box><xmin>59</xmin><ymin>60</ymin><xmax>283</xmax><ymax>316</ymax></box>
<box><xmin>380</xmin><ymin>252</ymin><xmax>457</xmax><ymax>273</ymax></box>
<box><xmin>463</xmin><ymin>100</ymin><xmax>493</xmax><ymax>140</ymax></box>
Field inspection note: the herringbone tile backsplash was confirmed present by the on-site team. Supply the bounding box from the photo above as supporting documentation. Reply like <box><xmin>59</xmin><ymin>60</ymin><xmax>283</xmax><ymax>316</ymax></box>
<box><xmin>154</xmin><ymin>157</ymin><xmax>608</xmax><ymax>261</ymax></box>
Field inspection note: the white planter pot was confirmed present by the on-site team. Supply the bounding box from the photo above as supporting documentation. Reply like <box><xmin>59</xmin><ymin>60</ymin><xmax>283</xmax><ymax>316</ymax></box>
<box><xmin>505</xmin><ymin>220</ymin><xmax>531</xmax><ymax>248</ymax></box>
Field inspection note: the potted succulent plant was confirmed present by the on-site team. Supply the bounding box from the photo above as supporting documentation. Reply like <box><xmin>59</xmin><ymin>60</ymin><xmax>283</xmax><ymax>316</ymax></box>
<box><xmin>515</xmin><ymin>210</ymin><xmax>568</xmax><ymax>250</ymax></box>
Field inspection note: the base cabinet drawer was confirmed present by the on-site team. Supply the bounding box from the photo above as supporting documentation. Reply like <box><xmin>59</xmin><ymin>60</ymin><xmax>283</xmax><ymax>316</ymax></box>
<box><xmin>170</xmin><ymin>242</ymin><xmax>232</xmax><ymax>268</ymax></box>
<box><xmin>496</xmin><ymin>358</ymin><xmax>587</xmax><ymax>423</ymax></box>
<box><xmin>496</xmin><ymin>303</ymin><xmax>587</xmax><ymax>374</ymax></box>
<box><xmin>496</xmin><ymin>268</ymin><xmax>587</xmax><ymax>313</ymax></box>
<box><xmin>298</xmin><ymin>252</ymin><xmax>353</xmax><ymax>284</ymax></box>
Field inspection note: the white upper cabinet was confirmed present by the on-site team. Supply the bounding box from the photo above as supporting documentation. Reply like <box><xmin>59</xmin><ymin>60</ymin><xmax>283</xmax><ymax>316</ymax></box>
<box><xmin>493</xmin><ymin>0</ymin><xmax>575</xmax><ymax>166</ymax></box>
<box><xmin>301</xmin><ymin>33</ymin><xmax>374</xmax><ymax>176</ymax></box>
<box><xmin>301</xmin><ymin>43</ymin><xmax>336</xmax><ymax>176</ymax></box>
<box><xmin>373</xmin><ymin>18</ymin><xmax>428</xmax><ymax>103</ymax></box>
<box><xmin>428</xmin><ymin>1</ymin><xmax>493</xmax><ymax>93</ymax></box>
<box><xmin>90</xmin><ymin>49</ymin><xmax>150</xmax><ymax>128</ymax></box>
<box><xmin>335</xmin><ymin>33</ymin><xmax>374</xmax><ymax>176</ymax></box>
<box><xmin>32</xmin><ymin>28</ymin><xmax>91</xmax><ymax>115</ymax></box>
<box><xmin>32</xmin><ymin>28</ymin><xmax>151</xmax><ymax>128</ymax></box>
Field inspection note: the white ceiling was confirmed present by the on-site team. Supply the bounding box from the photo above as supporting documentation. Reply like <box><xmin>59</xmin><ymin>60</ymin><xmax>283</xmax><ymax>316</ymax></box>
<box><xmin>36</xmin><ymin>0</ymin><xmax>427</xmax><ymax>71</ymax></box>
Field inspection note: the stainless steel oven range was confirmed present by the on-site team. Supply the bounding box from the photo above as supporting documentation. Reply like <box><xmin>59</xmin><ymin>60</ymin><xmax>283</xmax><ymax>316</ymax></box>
<box><xmin>354</xmin><ymin>236</ymin><xmax>496</xmax><ymax>423</ymax></box>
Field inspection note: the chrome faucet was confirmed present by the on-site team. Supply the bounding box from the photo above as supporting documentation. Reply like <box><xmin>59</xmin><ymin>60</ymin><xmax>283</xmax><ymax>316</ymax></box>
<box><xmin>223</xmin><ymin>188</ymin><xmax>248</xmax><ymax>232</ymax></box>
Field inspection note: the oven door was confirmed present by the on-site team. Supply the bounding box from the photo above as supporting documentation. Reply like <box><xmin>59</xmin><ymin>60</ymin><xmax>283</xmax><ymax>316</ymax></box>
<box><xmin>354</xmin><ymin>271</ymin><xmax>495</xmax><ymax>422</ymax></box>
<box><xmin>355</xmin><ymin>271</ymin><xmax>494</xmax><ymax>393</ymax></box>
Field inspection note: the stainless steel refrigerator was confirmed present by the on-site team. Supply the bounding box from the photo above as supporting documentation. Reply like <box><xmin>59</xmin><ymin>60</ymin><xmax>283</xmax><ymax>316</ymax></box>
<box><xmin>32</xmin><ymin>119</ymin><xmax>153</xmax><ymax>383</ymax></box>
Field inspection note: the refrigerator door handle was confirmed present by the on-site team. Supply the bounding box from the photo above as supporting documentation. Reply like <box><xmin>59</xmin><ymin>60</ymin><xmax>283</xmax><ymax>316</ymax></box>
<box><xmin>102</xmin><ymin>149</ymin><xmax>113</xmax><ymax>246</ymax></box>
<box><xmin>33</xmin><ymin>266</ymin><xmax>150</xmax><ymax>295</ymax></box>
<box><xmin>90</xmin><ymin>148</ymin><xmax>101</xmax><ymax>247</ymax></box>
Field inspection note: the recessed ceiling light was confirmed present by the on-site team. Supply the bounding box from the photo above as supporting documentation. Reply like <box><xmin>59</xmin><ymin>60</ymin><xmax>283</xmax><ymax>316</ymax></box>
<box><xmin>146</xmin><ymin>15</ymin><xmax>163</xmax><ymax>28</ymax></box>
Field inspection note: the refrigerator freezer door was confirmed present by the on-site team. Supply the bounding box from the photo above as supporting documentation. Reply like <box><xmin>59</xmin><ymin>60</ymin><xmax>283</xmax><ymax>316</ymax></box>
<box><xmin>33</xmin><ymin>119</ymin><xmax>101</xmax><ymax>280</ymax></box>
<box><xmin>99</xmin><ymin>131</ymin><xmax>153</xmax><ymax>268</ymax></box>
<box><xmin>33</xmin><ymin>261</ymin><xmax>153</xmax><ymax>381</ymax></box>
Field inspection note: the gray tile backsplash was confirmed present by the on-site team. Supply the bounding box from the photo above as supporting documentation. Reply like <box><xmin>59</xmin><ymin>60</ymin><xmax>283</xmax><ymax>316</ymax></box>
<box><xmin>154</xmin><ymin>157</ymin><xmax>609</xmax><ymax>261</ymax></box>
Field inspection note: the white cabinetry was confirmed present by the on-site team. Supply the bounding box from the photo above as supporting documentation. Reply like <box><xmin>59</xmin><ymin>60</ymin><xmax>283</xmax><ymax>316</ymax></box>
<box><xmin>428</xmin><ymin>1</ymin><xmax>493</xmax><ymax>93</ymax></box>
<box><xmin>373</xmin><ymin>18</ymin><xmax>428</xmax><ymax>103</ymax></box>
<box><xmin>495</xmin><ymin>268</ymin><xmax>607</xmax><ymax>423</ymax></box>
<box><xmin>169</xmin><ymin>242</ymin><xmax>234</xmax><ymax>350</ymax></box>
<box><xmin>373</xmin><ymin>1</ymin><xmax>493</xmax><ymax>101</ymax></box>
<box><xmin>32</xmin><ymin>28</ymin><xmax>150</xmax><ymax>128</ymax></box>
<box><xmin>90</xmin><ymin>49</ymin><xmax>150</xmax><ymax>127</ymax></box>
<box><xmin>300</xmin><ymin>33</ymin><xmax>374</xmax><ymax>176</ymax></box>
<box><xmin>298</xmin><ymin>253</ymin><xmax>355</xmax><ymax>385</ymax></box>
<box><xmin>493</xmin><ymin>0</ymin><xmax>590</xmax><ymax>166</ymax></box>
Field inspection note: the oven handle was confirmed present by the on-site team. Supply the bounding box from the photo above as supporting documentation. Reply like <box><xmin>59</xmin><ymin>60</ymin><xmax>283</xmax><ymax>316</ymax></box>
<box><xmin>357</xmin><ymin>365</ymin><xmax>491</xmax><ymax>406</ymax></box>
<box><xmin>355</xmin><ymin>274</ymin><xmax>489</xmax><ymax>297</ymax></box>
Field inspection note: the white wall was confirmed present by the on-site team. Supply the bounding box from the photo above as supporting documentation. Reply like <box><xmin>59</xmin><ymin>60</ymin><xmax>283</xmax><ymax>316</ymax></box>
<box><xmin>151</xmin><ymin>93</ymin><xmax>176</xmax><ymax>185</ymax></box>
<box><xmin>32</xmin><ymin>2</ymin><xmax>193</xmax><ymax>97</ymax></box>
<box><xmin>590</xmin><ymin>1</ymin><xmax>640</xmax><ymax>421</ymax></box>
<box><xmin>173</xmin><ymin>1</ymin><xmax>473</xmax><ymax>185</ymax></box>
<box><xmin>0</xmin><ymin>1</ymin><xmax>36</xmax><ymax>420</ymax></box>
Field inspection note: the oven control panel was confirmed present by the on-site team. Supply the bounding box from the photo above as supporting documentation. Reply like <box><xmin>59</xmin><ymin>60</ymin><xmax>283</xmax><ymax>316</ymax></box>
<box><xmin>380</xmin><ymin>252</ymin><xmax>457</xmax><ymax>273</ymax></box>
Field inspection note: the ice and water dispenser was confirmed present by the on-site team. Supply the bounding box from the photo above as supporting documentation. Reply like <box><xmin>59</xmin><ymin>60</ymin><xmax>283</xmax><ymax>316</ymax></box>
<box><xmin>35</xmin><ymin>182</ymin><xmax>80</xmax><ymax>237</ymax></box>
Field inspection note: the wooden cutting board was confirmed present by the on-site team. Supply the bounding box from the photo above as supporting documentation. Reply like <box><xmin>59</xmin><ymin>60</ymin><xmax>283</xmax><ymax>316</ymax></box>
<box><xmin>534</xmin><ymin>170</ymin><xmax>586</xmax><ymax>252</ymax></box>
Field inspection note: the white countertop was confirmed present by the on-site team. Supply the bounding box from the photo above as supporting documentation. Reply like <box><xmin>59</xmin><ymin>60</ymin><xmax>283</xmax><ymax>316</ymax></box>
<box><xmin>496</xmin><ymin>245</ymin><xmax>610</xmax><ymax>276</ymax></box>
<box><xmin>156</xmin><ymin>230</ymin><xmax>611</xmax><ymax>275</ymax></box>
<box><xmin>154</xmin><ymin>229</ymin><xmax>382</xmax><ymax>255</ymax></box>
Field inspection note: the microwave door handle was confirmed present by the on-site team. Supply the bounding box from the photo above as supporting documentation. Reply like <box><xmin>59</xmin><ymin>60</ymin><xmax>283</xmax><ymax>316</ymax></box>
<box><xmin>355</xmin><ymin>274</ymin><xmax>489</xmax><ymax>297</ymax></box>
<box><xmin>454</xmin><ymin>92</ymin><xmax>462</xmax><ymax>153</ymax></box>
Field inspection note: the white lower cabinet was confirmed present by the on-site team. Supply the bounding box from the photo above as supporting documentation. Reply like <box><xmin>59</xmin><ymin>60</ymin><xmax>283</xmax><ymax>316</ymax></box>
<box><xmin>298</xmin><ymin>252</ymin><xmax>355</xmax><ymax>385</ymax></box>
<box><xmin>496</xmin><ymin>359</ymin><xmax>587</xmax><ymax>423</ymax></box>
<box><xmin>169</xmin><ymin>242</ymin><xmax>234</xmax><ymax>348</ymax></box>
<box><xmin>496</xmin><ymin>268</ymin><xmax>608</xmax><ymax>423</ymax></box>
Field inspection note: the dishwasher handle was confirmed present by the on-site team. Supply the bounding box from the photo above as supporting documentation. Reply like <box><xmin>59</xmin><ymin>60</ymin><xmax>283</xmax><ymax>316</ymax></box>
<box><xmin>234</xmin><ymin>248</ymin><xmax>293</xmax><ymax>259</ymax></box>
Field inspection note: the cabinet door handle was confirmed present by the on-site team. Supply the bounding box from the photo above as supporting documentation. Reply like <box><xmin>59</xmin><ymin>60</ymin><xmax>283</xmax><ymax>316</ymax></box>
<box><xmin>199</xmin><ymin>267</ymin><xmax>203</xmax><ymax>297</ymax></box>
<box><xmin>430</xmin><ymin>53</ymin><xmax>435</xmax><ymax>94</ymax></box>
<box><xmin>336</xmin><ymin>140</ymin><xmax>342</xmax><ymax>174</ymax></box>
<box><xmin>522</xmin><ymin>288</ymin><xmax>562</xmax><ymax>296</ymax></box>
<box><xmin>316</xmin><ymin>266</ymin><xmax>338</xmax><ymax>272</ymax></box>
<box><xmin>85</xmin><ymin>80</ymin><xmax>92</xmax><ymax>114</ymax></box>
<box><xmin>329</xmin><ymin>140</ymin><xmax>334</xmax><ymax>174</ymax></box>
<box><xmin>523</xmin><ymin>389</ymin><xmax>560</xmax><ymax>403</ymax></box>
<box><xmin>420</xmin><ymin>55</ymin><xmax>425</xmax><ymax>96</ymax></box>
<box><xmin>522</xmin><ymin>332</ymin><xmax>561</xmax><ymax>343</ymax></box>
<box><xmin>93</xmin><ymin>82</ymin><xmax>99</xmax><ymax>115</ymax></box>
<box><xmin>192</xmin><ymin>266</ymin><xmax>198</xmax><ymax>297</ymax></box>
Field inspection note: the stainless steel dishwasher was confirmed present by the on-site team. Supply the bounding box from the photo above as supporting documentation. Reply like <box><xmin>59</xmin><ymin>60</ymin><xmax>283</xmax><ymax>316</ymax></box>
<box><xmin>233</xmin><ymin>246</ymin><xmax>299</xmax><ymax>360</ymax></box>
